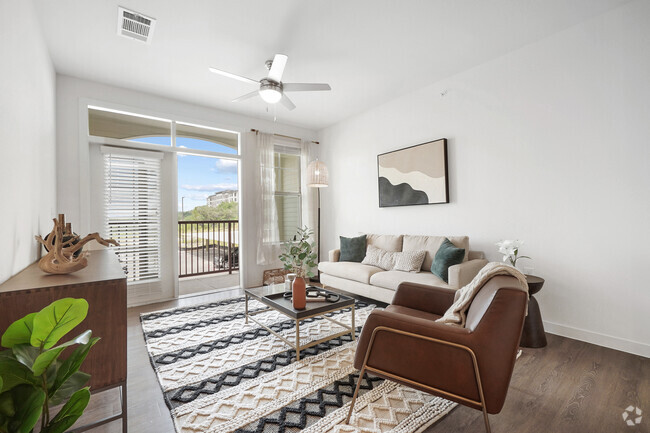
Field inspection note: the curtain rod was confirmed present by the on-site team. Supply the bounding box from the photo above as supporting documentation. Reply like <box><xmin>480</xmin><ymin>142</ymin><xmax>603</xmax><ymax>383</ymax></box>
<box><xmin>250</xmin><ymin>129</ymin><xmax>319</xmax><ymax>145</ymax></box>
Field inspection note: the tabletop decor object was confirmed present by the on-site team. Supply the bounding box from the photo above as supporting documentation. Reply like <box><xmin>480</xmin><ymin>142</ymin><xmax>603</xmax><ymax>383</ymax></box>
<box><xmin>496</xmin><ymin>239</ymin><xmax>531</xmax><ymax>268</ymax></box>
<box><xmin>279</xmin><ymin>226</ymin><xmax>318</xmax><ymax>309</ymax></box>
<box><xmin>35</xmin><ymin>214</ymin><xmax>119</xmax><ymax>274</ymax></box>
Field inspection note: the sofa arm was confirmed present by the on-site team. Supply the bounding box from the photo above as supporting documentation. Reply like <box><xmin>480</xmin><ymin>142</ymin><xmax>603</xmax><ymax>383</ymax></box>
<box><xmin>448</xmin><ymin>259</ymin><xmax>488</xmax><ymax>289</ymax></box>
<box><xmin>328</xmin><ymin>249</ymin><xmax>340</xmax><ymax>262</ymax></box>
<box><xmin>392</xmin><ymin>282</ymin><xmax>456</xmax><ymax>316</ymax></box>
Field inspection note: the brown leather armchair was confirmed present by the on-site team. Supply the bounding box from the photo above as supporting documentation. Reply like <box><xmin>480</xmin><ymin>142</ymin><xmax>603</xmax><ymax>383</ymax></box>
<box><xmin>346</xmin><ymin>276</ymin><xmax>528</xmax><ymax>433</ymax></box>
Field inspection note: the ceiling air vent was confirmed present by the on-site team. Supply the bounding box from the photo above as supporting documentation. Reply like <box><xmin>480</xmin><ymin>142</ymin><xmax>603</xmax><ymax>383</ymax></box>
<box><xmin>117</xmin><ymin>6</ymin><xmax>156</xmax><ymax>44</ymax></box>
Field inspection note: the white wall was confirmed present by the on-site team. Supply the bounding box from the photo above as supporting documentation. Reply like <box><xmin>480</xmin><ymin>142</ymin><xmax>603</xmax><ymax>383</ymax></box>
<box><xmin>56</xmin><ymin>75</ymin><xmax>317</xmax><ymax>296</ymax></box>
<box><xmin>318</xmin><ymin>1</ymin><xmax>650</xmax><ymax>357</ymax></box>
<box><xmin>0</xmin><ymin>1</ymin><xmax>56</xmax><ymax>284</ymax></box>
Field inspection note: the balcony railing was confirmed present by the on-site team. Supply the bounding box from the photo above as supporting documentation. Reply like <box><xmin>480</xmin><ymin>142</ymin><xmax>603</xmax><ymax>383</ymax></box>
<box><xmin>178</xmin><ymin>220</ymin><xmax>239</xmax><ymax>278</ymax></box>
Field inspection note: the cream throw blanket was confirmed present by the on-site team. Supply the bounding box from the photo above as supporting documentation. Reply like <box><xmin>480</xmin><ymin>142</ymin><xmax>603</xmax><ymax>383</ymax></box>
<box><xmin>436</xmin><ymin>262</ymin><xmax>529</xmax><ymax>327</ymax></box>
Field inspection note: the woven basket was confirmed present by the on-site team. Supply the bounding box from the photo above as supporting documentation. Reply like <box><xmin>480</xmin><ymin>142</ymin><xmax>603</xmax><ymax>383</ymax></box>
<box><xmin>262</xmin><ymin>268</ymin><xmax>291</xmax><ymax>286</ymax></box>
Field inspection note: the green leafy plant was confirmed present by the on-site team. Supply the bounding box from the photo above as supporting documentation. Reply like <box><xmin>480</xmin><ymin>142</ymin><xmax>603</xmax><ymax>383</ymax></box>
<box><xmin>279</xmin><ymin>226</ymin><xmax>318</xmax><ymax>279</ymax></box>
<box><xmin>0</xmin><ymin>298</ymin><xmax>99</xmax><ymax>433</ymax></box>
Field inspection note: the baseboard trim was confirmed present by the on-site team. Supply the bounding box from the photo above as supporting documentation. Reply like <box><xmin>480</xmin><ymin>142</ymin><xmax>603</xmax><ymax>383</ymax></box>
<box><xmin>128</xmin><ymin>296</ymin><xmax>176</xmax><ymax>308</ymax></box>
<box><xmin>543</xmin><ymin>320</ymin><xmax>649</xmax><ymax>358</ymax></box>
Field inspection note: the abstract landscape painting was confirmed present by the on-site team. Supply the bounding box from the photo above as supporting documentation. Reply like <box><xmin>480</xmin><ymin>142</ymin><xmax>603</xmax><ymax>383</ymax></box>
<box><xmin>377</xmin><ymin>139</ymin><xmax>449</xmax><ymax>207</ymax></box>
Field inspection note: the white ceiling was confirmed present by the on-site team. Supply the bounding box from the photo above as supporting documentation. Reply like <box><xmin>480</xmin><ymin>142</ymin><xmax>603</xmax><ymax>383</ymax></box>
<box><xmin>33</xmin><ymin>0</ymin><xmax>630</xmax><ymax>130</ymax></box>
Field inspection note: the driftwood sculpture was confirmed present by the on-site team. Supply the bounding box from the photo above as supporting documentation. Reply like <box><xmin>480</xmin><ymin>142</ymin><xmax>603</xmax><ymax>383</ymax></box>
<box><xmin>35</xmin><ymin>214</ymin><xmax>119</xmax><ymax>274</ymax></box>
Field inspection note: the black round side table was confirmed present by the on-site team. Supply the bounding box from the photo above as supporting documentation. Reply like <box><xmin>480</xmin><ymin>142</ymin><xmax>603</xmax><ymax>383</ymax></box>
<box><xmin>520</xmin><ymin>275</ymin><xmax>547</xmax><ymax>348</ymax></box>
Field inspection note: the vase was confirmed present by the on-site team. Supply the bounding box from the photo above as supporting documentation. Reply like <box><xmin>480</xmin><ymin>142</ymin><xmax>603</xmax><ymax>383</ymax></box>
<box><xmin>292</xmin><ymin>277</ymin><xmax>306</xmax><ymax>309</ymax></box>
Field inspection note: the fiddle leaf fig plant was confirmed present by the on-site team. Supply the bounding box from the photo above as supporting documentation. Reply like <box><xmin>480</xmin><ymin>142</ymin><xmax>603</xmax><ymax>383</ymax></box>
<box><xmin>279</xmin><ymin>226</ymin><xmax>318</xmax><ymax>279</ymax></box>
<box><xmin>0</xmin><ymin>298</ymin><xmax>98</xmax><ymax>433</ymax></box>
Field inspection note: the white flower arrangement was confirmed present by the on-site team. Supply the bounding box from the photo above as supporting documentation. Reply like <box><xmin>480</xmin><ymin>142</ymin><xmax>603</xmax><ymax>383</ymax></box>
<box><xmin>496</xmin><ymin>239</ymin><xmax>531</xmax><ymax>267</ymax></box>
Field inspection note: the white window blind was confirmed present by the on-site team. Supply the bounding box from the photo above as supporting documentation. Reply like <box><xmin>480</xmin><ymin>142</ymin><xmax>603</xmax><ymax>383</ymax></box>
<box><xmin>274</xmin><ymin>143</ymin><xmax>301</xmax><ymax>242</ymax></box>
<box><xmin>102</xmin><ymin>146</ymin><xmax>162</xmax><ymax>283</ymax></box>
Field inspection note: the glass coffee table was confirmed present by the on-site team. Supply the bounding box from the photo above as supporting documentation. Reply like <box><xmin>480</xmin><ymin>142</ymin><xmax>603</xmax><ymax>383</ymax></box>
<box><xmin>244</xmin><ymin>285</ymin><xmax>355</xmax><ymax>361</ymax></box>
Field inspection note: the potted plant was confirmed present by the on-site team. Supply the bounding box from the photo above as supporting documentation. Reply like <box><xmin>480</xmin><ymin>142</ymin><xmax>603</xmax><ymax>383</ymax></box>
<box><xmin>496</xmin><ymin>239</ymin><xmax>531</xmax><ymax>268</ymax></box>
<box><xmin>0</xmin><ymin>298</ymin><xmax>99</xmax><ymax>433</ymax></box>
<box><xmin>279</xmin><ymin>226</ymin><xmax>318</xmax><ymax>309</ymax></box>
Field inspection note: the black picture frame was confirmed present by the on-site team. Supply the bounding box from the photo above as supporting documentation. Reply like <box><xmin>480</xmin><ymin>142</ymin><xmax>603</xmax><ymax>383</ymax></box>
<box><xmin>377</xmin><ymin>138</ymin><xmax>449</xmax><ymax>207</ymax></box>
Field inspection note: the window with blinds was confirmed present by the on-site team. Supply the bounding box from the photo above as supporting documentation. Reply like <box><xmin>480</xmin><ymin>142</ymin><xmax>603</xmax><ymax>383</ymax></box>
<box><xmin>102</xmin><ymin>146</ymin><xmax>162</xmax><ymax>283</ymax></box>
<box><xmin>274</xmin><ymin>145</ymin><xmax>301</xmax><ymax>242</ymax></box>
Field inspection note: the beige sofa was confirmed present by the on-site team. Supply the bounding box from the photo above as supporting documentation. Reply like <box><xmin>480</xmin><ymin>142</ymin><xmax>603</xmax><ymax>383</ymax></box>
<box><xmin>318</xmin><ymin>234</ymin><xmax>487</xmax><ymax>303</ymax></box>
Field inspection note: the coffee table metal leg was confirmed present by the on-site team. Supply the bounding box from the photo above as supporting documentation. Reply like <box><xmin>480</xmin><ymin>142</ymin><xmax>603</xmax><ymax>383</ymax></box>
<box><xmin>351</xmin><ymin>305</ymin><xmax>356</xmax><ymax>341</ymax></box>
<box><xmin>295</xmin><ymin>319</ymin><xmax>301</xmax><ymax>361</ymax></box>
<box><xmin>244</xmin><ymin>293</ymin><xmax>249</xmax><ymax>324</ymax></box>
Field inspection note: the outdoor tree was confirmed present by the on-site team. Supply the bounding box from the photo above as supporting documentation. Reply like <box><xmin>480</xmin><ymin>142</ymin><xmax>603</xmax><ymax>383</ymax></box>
<box><xmin>189</xmin><ymin>202</ymin><xmax>238</xmax><ymax>221</ymax></box>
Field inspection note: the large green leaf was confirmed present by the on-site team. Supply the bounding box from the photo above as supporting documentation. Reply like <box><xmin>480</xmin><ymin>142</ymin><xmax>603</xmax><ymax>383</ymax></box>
<box><xmin>45</xmin><ymin>362</ymin><xmax>59</xmax><ymax>391</ymax></box>
<box><xmin>1</xmin><ymin>314</ymin><xmax>36</xmax><ymax>349</ymax></box>
<box><xmin>0</xmin><ymin>376</ymin><xmax>3</xmax><ymax>393</ymax></box>
<box><xmin>49</xmin><ymin>371</ymin><xmax>90</xmax><ymax>406</ymax></box>
<box><xmin>10</xmin><ymin>345</ymin><xmax>39</xmax><ymax>372</ymax></box>
<box><xmin>52</xmin><ymin>337</ymin><xmax>98</xmax><ymax>394</ymax></box>
<box><xmin>31</xmin><ymin>330</ymin><xmax>92</xmax><ymax>376</ymax></box>
<box><xmin>43</xmin><ymin>387</ymin><xmax>90</xmax><ymax>433</ymax></box>
<box><xmin>0</xmin><ymin>392</ymin><xmax>14</xmax><ymax>417</ymax></box>
<box><xmin>0</xmin><ymin>356</ymin><xmax>38</xmax><ymax>392</ymax></box>
<box><xmin>30</xmin><ymin>298</ymin><xmax>88</xmax><ymax>350</ymax></box>
<box><xmin>7</xmin><ymin>384</ymin><xmax>45</xmax><ymax>433</ymax></box>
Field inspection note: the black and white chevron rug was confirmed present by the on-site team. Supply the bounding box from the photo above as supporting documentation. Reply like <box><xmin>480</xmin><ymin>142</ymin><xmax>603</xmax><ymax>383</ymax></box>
<box><xmin>141</xmin><ymin>296</ymin><xmax>456</xmax><ymax>433</ymax></box>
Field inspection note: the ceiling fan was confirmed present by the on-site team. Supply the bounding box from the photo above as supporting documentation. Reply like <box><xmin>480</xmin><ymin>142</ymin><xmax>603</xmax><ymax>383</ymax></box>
<box><xmin>209</xmin><ymin>54</ymin><xmax>331</xmax><ymax>111</ymax></box>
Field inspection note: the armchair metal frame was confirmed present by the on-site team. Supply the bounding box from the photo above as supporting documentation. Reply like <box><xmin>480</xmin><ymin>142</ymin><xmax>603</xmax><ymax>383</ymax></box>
<box><xmin>345</xmin><ymin>325</ymin><xmax>491</xmax><ymax>433</ymax></box>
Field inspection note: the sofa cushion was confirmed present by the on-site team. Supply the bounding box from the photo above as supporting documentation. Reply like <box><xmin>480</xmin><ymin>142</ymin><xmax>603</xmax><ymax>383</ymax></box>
<box><xmin>431</xmin><ymin>238</ymin><xmax>466</xmax><ymax>283</ymax></box>
<box><xmin>369</xmin><ymin>270</ymin><xmax>450</xmax><ymax>291</ymax></box>
<box><xmin>362</xmin><ymin>245</ymin><xmax>398</xmax><ymax>270</ymax></box>
<box><xmin>366</xmin><ymin>233</ymin><xmax>403</xmax><ymax>252</ymax></box>
<box><xmin>394</xmin><ymin>250</ymin><xmax>427</xmax><ymax>273</ymax></box>
<box><xmin>318</xmin><ymin>261</ymin><xmax>383</xmax><ymax>284</ymax></box>
<box><xmin>403</xmin><ymin>235</ymin><xmax>470</xmax><ymax>270</ymax></box>
<box><xmin>339</xmin><ymin>235</ymin><xmax>367</xmax><ymax>262</ymax></box>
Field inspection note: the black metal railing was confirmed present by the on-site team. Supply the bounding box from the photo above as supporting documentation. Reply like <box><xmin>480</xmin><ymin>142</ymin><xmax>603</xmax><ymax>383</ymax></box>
<box><xmin>178</xmin><ymin>220</ymin><xmax>239</xmax><ymax>278</ymax></box>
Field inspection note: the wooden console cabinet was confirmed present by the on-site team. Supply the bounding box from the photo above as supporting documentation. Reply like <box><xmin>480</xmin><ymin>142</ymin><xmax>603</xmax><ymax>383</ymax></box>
<box><xmin>0</xmin><ymin>249</ymin><xmax>127</xmax><ymax>432</ymax></box>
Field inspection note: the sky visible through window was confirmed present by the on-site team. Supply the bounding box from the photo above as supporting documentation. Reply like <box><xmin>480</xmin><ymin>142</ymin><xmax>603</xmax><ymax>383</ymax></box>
<box><xmin>130</xmin><ymin>136</ymin><xmax>238</xmax><ymax>212</ymax></box>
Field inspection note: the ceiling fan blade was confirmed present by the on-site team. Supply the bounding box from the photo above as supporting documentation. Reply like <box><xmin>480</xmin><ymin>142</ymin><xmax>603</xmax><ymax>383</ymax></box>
<box><xmin>283</xmin><ymin>83</ymin><xmax>331</xmax><ymax>92</ymax></box>
<box><xmin>232</xmin><ymin>90</ymin><xmax>260</xmax><ymax>103</ymax></box>
<box><xmin>280</xmin><ymin>93</ymin><xmax>296</xmax><ymax>111</ymax></box>
<box><xmin>209</xmin><ymin>67</ymin><xmax>258</xmax><ymax>85</ymax></box>
<box><xmin>267</xmin><ymin>54</ymin><xmax>288</xmax><ymax>82</ymax></box>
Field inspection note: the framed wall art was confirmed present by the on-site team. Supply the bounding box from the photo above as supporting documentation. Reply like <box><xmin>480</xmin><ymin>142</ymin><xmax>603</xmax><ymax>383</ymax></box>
<box><xmin>377</xmin><ymin>138</ymin><xmax>449</xmax><ymax>207</ymax></box>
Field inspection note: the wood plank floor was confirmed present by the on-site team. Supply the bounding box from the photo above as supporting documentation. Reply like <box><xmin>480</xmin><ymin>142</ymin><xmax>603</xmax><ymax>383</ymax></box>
<box><xmin>81</xmin><ymin>289</ymin><xmax>649</xmax><ymax>433</ymax></box>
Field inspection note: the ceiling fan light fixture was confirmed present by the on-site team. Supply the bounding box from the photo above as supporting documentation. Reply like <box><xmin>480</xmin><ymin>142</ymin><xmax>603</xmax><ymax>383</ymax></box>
<box><xmin>211</xmin><ymin>55</ymin><xmax>331</xmax><ymax>110</ymax></box>
<box><xmin>259</xmin><ymin>79</ymin><xmax>283</xmax><ymax>104</ymax></box>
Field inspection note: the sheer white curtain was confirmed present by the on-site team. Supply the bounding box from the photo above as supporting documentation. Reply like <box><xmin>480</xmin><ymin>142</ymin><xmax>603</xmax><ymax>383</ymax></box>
<box><xmin>256</xmin><ymin>132</ymin><xmax>281</xmax><ymax>265</ymax></box>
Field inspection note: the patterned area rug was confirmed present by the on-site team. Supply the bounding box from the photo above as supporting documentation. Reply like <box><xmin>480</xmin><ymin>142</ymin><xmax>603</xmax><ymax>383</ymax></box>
<box><xmin>141</xmin><ymin>296</ymin><xmax>457</xmax><ymax>433</ymax></box>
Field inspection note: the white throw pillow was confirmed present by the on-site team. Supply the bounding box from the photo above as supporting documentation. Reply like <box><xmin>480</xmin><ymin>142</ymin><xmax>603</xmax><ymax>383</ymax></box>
<box><xmin>394</xmin><ymin>250</ymin><xmax>427</xmax><ymax>273</ymax></box>
<box><xmin>362</xmin><ymin>245</ymin><xmax>398</xmax><ymax>270</ymax></box>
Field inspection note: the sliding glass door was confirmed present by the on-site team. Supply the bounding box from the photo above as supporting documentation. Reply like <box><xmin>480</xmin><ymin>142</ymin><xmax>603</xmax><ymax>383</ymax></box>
<box><xmin>87</xmin><ymin>105</ymin><xmax>241</xmax><ymax>305</ymax></box>
<box><xmin>177</xmin><ymin>154</ymin><xmax>240</xmax><ymax>296</ymax></box>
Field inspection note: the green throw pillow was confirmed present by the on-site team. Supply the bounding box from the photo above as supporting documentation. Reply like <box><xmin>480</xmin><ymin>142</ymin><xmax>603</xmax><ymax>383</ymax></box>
<box><xmin>431</xmin><ymin>238</ymin><xmax>465</xmax><ymax>283</ymax></box>
<box><xmin>339</xmin><ymin>235</ymin><xmax>367</xmax><ymax>262</ymax></box>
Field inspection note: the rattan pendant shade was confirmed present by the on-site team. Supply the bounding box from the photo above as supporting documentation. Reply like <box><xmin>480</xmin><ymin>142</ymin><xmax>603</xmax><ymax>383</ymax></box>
<box><xmin>307</xmin><ymin>159</ymin><xmax>329</xmax><ymax>188</ymax></box>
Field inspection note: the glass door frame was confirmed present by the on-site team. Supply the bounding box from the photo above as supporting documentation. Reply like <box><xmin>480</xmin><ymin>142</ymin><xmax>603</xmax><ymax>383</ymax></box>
<box><xmin>81</xmin><ymin>98</ymin><xmax>243</xmax><ymax>302</ymax></box>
